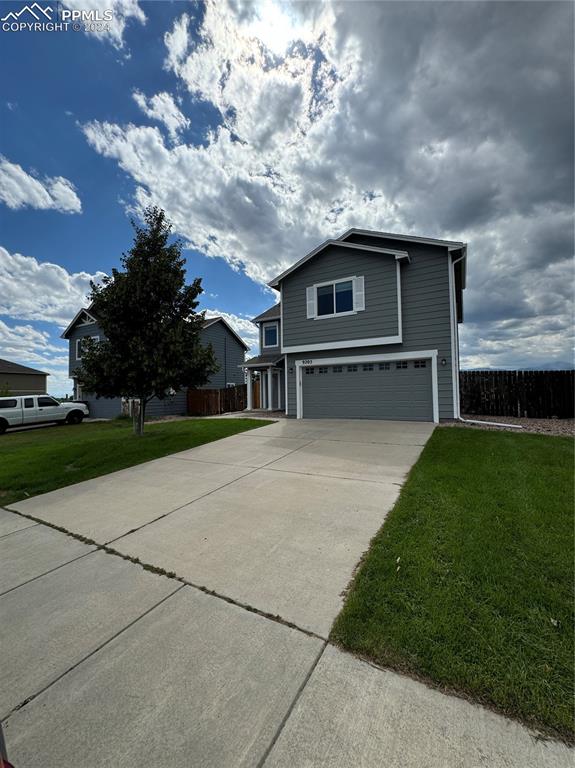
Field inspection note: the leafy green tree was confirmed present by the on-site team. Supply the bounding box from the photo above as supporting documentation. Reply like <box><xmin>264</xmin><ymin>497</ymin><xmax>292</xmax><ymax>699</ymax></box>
<box><xmin>77</xmin><ymin>206</ymin><xmax>218</xmax><ymax>435</ymax></box>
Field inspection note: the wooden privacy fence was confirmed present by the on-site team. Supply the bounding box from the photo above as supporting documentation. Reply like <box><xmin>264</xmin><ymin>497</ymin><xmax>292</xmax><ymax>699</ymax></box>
<box><xmin>187</xmin><ymin>385</ymin><xmax>248</xmax><ymax>416</ymax></box>
<box><xmin>460</xmin><ymin>370</ymin><xmax>574</xmax><ymax>419</ymax></box>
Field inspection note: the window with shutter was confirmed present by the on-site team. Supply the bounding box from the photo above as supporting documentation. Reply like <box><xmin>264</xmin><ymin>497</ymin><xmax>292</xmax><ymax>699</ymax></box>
<box><xmin>306</xmin><ymin>286</ymin><xmax>316</xmax><ymax>319</ymax></box>
<box><xmin>307</xmin><ymin>276</ymin><xmax>365</xmax><ymax>319</ymax></box>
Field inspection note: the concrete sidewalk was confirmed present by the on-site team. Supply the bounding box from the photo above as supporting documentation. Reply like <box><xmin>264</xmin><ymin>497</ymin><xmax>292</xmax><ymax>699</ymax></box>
<box><xmin>2</xmin><ymin>419</ymin><xmax>572</xmax><ymax>766</ymax></box>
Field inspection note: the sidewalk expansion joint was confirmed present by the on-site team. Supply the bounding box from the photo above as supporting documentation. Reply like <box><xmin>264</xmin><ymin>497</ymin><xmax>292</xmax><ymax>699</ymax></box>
<box><xmin>257</xmin><ymin>641</ymin><xmax>327</xmax><ymax>768</ymax></box>
<box><xmin>1</xmin><ymin>584</ymin><xmax>185</xmax><ymax>723</ymax></box>
<box><xmin>2</xmin><ymin>505</ymin><xmax>327</xmax><ymax>644</ymax></box>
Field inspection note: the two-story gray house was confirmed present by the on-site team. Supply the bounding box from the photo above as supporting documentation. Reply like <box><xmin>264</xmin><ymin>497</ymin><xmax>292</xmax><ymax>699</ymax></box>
<box><xmin>244</xmin><ymin>229</ymin><xmax>466</xmax><ymax>422</ymax></box>
<box><xmin>62</xmin><ymin>311</ymin><xmax>248</xmax><ymax>419</ymax></box>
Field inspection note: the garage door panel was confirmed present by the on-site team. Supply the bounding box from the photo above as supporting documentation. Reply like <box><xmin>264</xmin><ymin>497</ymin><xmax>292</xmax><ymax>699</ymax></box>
<box><xmin>302</xmin><ymin>364</ymin><xmax>433</xmax><ymax>421</ymax></box>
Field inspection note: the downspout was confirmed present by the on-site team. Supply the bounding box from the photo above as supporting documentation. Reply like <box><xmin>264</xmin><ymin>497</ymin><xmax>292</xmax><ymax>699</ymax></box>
<box><xmin>451</xmin><ymin>250</ymin><xmax>522</xmax><ymax>430</ymax></box>
<box><xmin>458</xmin><ymin>416</ymin><xmax>523</xmax><ymax>429</ymax></box>
<box><xmin>451</xmin><ymin>251</ymin><xmax>466</xmax><ymax>420</ymax></box>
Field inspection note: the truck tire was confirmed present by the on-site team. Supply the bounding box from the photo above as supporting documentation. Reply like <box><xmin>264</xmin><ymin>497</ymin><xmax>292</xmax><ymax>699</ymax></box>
<box><xmin>66</xmin><ymin>411</ymin><xmax>84</xmax><ymax>425</ymax></box>
<box><xmin>0</xmin><ymin>419</ymin><xmax>7</xmax><ymax>435</ymax></box>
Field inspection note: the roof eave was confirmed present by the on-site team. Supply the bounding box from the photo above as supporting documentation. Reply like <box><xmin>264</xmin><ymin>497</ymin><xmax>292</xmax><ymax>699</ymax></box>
<box><xmin>339</xmin><ymin>227</ymin><xmax>465</xmax><ymax>250</ymax></box>
<box><xmin>204</xmin><ymin>316</ymin><xmax>250</xmax><ymax>351</ymax></box>
<box><xmin>61</xmin><ymin>308</ymin><xmax>97</xmax><ymax>339</ymax></box>
<box><xmin>268</xmin><ymin>239</ymin><xmax>410</xmax><ymax>288</ymax></box>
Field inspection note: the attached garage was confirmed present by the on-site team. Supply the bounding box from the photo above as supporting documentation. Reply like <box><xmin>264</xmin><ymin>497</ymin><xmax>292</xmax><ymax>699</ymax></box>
<box><xmin>297</xmin><ymin>352</ymin><xmax>438</xmax><ymax>422</ymax></box>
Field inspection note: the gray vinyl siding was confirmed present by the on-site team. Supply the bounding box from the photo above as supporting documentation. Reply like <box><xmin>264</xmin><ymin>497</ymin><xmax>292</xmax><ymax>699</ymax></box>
<box><xmin>283</xmin><ymin>240</ymin><xmax>455</xmax><ymax>419</ymax></box>
<box><xmin>68</xmin><ymin>321</ymin><xmax>102</xmax><ymax>377</ymax></box>
<box><xmin>145</xmin><ymin>391</ymin><xmax>188</xmax><ymax>419</ymax></box>
<box><xmin>200</xmin><ymin>323</ymin><xmax>246</xmax><ymax>388</ymax></box>
<box><xmin>81</xmin><ymin>393</ymin><xmax>123</xmax><ymax>419</ymax></box>
<box><xmin>282</xmin><ymin>244</ymin><xmax>399</xmax><ymax>347</ymax></box>
<box><xmin>302</xmin><ymin>363</ymin><xmax>432</xmax><ymax>420</ymax></box>
<box><xmin>80</xmin><ymin>392</ymin><xmax>188</xmax><ymax>420</ymax></box>
<box><xmin>68</xmin><ymin>318</ymin><xmax>245</xmax><ymax>413</ymax></box>
<box><xmin>0</xmin><ymin>373</ymin><xmax>47</xmax><ymax>395</ymax></box>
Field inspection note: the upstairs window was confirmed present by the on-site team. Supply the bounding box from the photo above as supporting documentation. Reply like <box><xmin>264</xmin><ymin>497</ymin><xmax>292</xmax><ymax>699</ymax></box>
<box><xmin>263</xmin><ymin>323</ymin><xmax>278</xmax><ymax>348</ymax></box>
<box><xmin>307</xmin><ymin>276</ymin><xmax>364</xmax><ymax>319</ymax></box>
<box><xmin>76</xmin><ymin>335</ymin><xmax>99</xmax><ymax>360</ymax></box>
<box><xmin>316</xmin><ymin>280</ymin><xmax>353</xmax><ymax>316</ymax></box>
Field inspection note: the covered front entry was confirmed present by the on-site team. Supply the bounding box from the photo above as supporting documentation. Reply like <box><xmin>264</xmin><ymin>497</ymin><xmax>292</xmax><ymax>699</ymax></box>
<box><xmin>244</xmin><ymin>357</ymin><xmax>285</xmax><ymax>412</ymax></box>
<box><xmin>297</xmin><ymin>352</ymin><xmax>438</xmax><ymax>422</ymax></box>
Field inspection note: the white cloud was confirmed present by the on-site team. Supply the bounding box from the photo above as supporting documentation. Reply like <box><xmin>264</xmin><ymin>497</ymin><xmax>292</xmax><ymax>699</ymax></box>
<box><xmin>0</xmin><ymin>319</ymin><xmax>72</xmax><ymax>396</ymax></box>
<box><xmin>0</xmin><ymin>245</ymin><xmax>106</xmax><ymax>327</ymax></box>
<box><xmin>62</xmin><ymin>0</ymin><xmax>146</xmax><ymax>49</ymax></box>
<box><xmin>0</xmin><ymin>156</ymin><xmax>82</xmax><ymax>213</ymax></box>
<box><xmin>204</xmin><ymin>308</ymin><xmax>258</xmax><ymax>357</ymax></box>
<box><xmin>132</xmin><ymin>90</ymin><xmax>190</xmax><ymax>140</ymax></box>
<box><xmin>82</xmin><ymin>0</ymin><xmax>573</xmax><ymax>368</ymax></box>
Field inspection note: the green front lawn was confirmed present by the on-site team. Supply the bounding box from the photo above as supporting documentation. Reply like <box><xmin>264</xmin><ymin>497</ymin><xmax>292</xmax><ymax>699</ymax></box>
<box><xmin>331</xmin><ymin>427</ymin><xmax>574</xmax><ymax>740</ymax></box>
<box><xmin>0</xmin><ymin>418</ymin><xmax>271</xmax><ymax>507</ymax></box>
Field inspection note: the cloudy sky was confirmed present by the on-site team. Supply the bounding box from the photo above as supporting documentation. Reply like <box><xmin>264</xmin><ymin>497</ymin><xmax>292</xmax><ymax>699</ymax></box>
<box><xmin>0</xmin><ymin>0</ymin><xmax>573</xmax><ymax>394</ymax></box>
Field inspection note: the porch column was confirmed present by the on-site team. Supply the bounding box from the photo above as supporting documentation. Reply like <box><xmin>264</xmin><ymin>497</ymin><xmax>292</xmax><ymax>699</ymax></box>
<box><xmin>276</xmin><ymin>371</ymin><xmax>281</xmax><ymax>409</ymax></box>
<box><xmin>261</xmin><ymin>371</ymin><xmax>266</xmax><ymax>409</ymax></box>
<box><xmin>246</xmin><ymin>369</ymin><xmax>253</xmax><ymax>410</ymax></box>
<box><xmin>267</xmin><ymin>366</ymin><xmax>273</xmax><ymax>411</ymax></box>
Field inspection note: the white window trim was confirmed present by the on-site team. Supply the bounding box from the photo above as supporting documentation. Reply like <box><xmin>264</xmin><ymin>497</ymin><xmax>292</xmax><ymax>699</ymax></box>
<box><xmin>313</xmin><ymin>276</ymin><xmax>356</xmax><ymax>320</ymax></box>
<box><xmin>76</xmin><ymin>335</ymin><xmax>99</xmax><ymax>360</ymax></box>
<box><xmin>262</xmin><ymin>321</ymin><xmax>279</xmax><ymax>348</ymax></box>
<box><xmin>283</xmin><ymin>262</ymin><xmax>402</xmax><ymax>353</ymax></box>
<box><xmin>295</xmin><ymin>349</ymin><xmax>439</xmax><ymax>423</ymax></box>
<box><xmin>282</xmin><ymin>334</ymin><xmax>401</xmax><ymax>354</ymax></box>
<box><xmin>77</xmin><ymin>312</ymin><xmax>97</xmax><ymax>326</ymax></box>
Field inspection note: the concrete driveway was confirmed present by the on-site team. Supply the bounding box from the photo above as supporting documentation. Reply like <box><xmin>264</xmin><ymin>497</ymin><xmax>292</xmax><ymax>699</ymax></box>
<box><xmin>1</xmin><ymin>419</ymin><xmax>571</xmax><ymax>767</ymax></box>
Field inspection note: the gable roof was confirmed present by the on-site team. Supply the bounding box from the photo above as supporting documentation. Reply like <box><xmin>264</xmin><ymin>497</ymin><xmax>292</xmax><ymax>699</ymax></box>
<box><xmin>268</xmin><ymin>229</ymin><xmax>467</xmax><ymax>288</ymax></box>
<box><xmin>243</xmin><ymin>353</ymin><xmax>284</xmax><ymax>368</ymax></box>
<box><xmin>202</xmin><ymin>316</ymin><xmax>250</xmax><ymax>351</ymax></box>
<box><xmin>252</xmin><ymin>303</ymin><xmax>281</xmax><ymax>323</ymax></box>
<box><xmin>61</xmin><ymin>308</ymin><xmax>98</xmax><ymax>339</ymax></box>
<box><xmin>62</xmin><ymin>309</ymin><xmax>249</xmax><ymax>351</ymax></box>
<box><xmin>0</xmin><ymin>358</ymin><xmax>49</xmax><ymax>376</ymax></box>
<box><xmin>341</xmin><ymin>228</ymin><xmax>467</xmax><ymax>288</ymax></box>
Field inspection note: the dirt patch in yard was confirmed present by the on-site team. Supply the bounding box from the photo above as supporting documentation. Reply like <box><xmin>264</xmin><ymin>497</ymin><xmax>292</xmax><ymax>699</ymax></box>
<box><xmin>444</xmin><ymin>415</ymin><xmax>574</xmax><ymax>437</ymax></box>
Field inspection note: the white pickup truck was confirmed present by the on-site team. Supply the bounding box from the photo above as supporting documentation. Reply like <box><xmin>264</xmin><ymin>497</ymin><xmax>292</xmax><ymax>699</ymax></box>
<box><xmin>0</xmin><ymin>395</ymin><xmax>89</xmax><ymax>434</ymax></box>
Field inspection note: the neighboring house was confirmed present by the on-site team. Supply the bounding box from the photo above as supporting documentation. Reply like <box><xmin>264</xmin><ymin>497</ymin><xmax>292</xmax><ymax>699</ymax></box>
<box><xmin>61</xmin><ymin>309</ymin><xmax>248</xmax><ymax>419</ymax></box>
<box><xmin>244</xmin><ymin>229</ymin><xmax>466</xmax><ymax>422</ymax></box>
<box><xmin>0</xmin><ymin>358</ymin><xmax>48</xmax><ymax>395</ymax></box>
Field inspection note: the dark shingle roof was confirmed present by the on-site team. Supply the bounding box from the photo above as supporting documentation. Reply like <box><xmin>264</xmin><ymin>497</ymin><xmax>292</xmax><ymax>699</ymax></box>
<box><xmin>252</xmin><ymin>303</ymin><xmax>281</xmax><ymax>323</ymax></box>
<box><xmin>243</xmin><ymin>353</ymin><xmax>284</xmax><ymax>368</ymax></box>
<box><xmin>0</xmin><ymin>358</ymin><xmax>49</xmax><ymax>376</ymax></box>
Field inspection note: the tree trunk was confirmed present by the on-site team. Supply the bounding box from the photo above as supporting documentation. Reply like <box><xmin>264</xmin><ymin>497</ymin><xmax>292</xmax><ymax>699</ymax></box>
<box><xmin>132</xmin><ymin>398</ymin><xmax>146</xmax><ymax>436</ymax></box>
<box><xmin>139</xmin><ymin>398</ymin><xmax>146</xmax><ymax>435</ymax></box>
